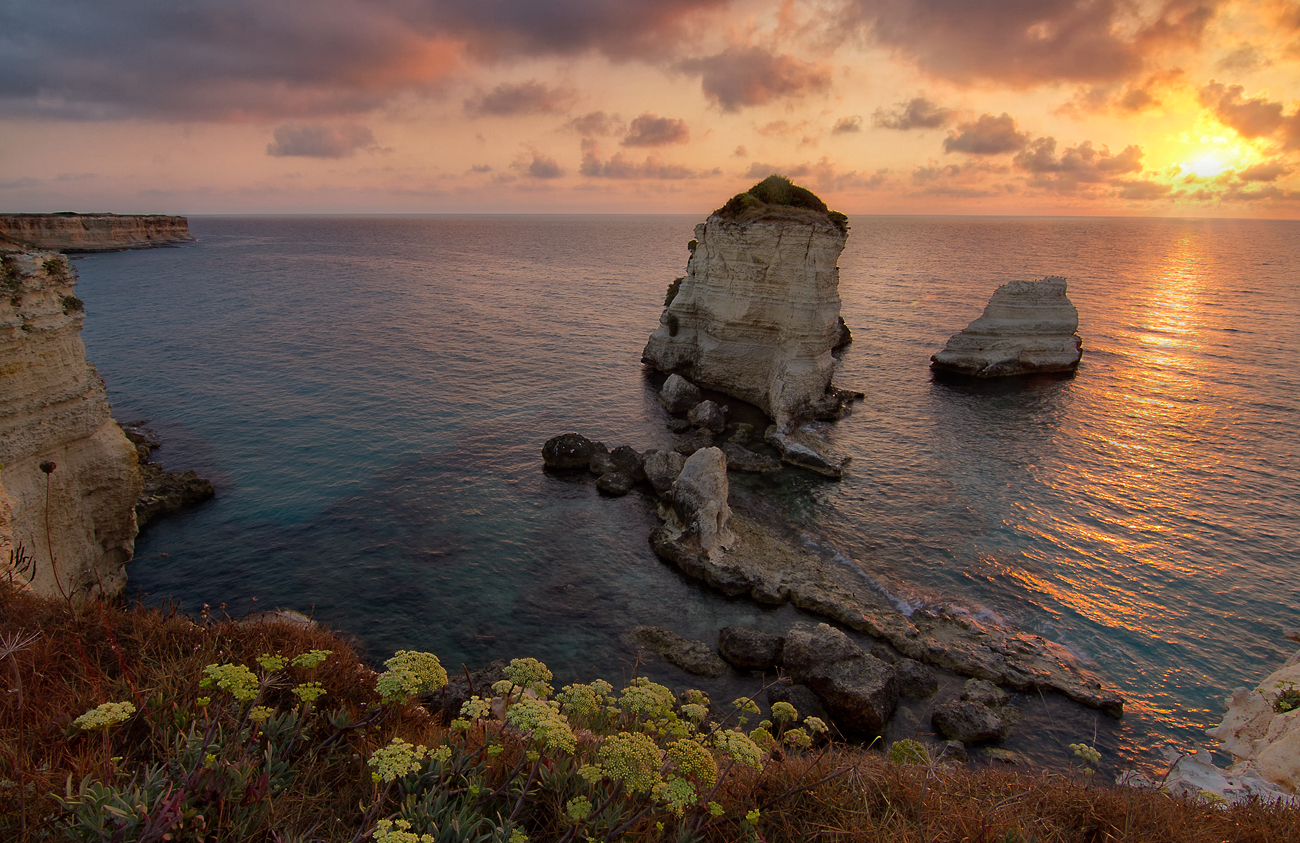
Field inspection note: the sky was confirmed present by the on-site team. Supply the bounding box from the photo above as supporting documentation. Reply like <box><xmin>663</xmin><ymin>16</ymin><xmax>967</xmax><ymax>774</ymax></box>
<box><xmin>3</xmin><ymin>0</ymin><xmax>1300</xmax><ymax>217</ymax></box>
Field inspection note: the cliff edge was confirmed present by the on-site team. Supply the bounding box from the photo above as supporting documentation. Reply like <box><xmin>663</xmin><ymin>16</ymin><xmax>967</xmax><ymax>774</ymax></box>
<box><xmin>642</xmin><ymin>176</ymin><xmax>851</xmax><ymax>432</ymax></box>
<box><xmin>0</xmin><ymin>213</ymin><xmax>195</xmax><ymax>252</ymax></box>
<box><xmin>0</xmin><ymin>250</ymin><xmax>142</xmax><ymax>601</ymax></box>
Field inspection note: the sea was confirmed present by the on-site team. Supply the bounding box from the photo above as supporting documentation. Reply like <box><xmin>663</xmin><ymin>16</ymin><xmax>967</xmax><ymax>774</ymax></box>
<box><xmin>69</xmin><ymin>214</ymin><xmax>1300</xmax><ymax>775</ymax></box>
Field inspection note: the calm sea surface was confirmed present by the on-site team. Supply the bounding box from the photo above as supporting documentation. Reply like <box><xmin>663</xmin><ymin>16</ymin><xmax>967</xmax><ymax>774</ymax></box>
<box><xmin>72</xmin><ymin>215</ymin><xmax>1300</xmax><ymax>773</ymax></box>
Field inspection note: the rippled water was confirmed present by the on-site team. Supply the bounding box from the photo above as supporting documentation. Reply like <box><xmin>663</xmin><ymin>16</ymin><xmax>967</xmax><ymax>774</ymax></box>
<box><xmin>72</xmin><ymin>215</ymin><xmax>1300</xmax><ymax>772</ymax></box>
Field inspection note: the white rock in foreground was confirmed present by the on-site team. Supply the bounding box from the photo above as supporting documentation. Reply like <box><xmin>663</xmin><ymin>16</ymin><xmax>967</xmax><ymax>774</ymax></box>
<box><xmin>642</xmin><ymin>196</ymin><xmax>849</xmax><ymax>430</ymax></box>
<box><xmin>931</xmin><ymin>276</ymin><xmax>1082</xmax><ymax>377</ymax></box>
<box><xmin>1205</xmin><ymin>635</ymin><xmax>1300</xmax><ymax>794</ymax></box>
<box><xmin>664</xmin><ymin>446</ymin><xmax>734</xmax><ymax>559</ymax></box>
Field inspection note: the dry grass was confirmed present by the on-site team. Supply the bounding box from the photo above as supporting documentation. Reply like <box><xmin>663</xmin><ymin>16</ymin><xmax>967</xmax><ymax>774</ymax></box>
<box><xmin>2</xmin><ymin>583</ymin><xmax>1298</xmax><ymax>842</ymax></box>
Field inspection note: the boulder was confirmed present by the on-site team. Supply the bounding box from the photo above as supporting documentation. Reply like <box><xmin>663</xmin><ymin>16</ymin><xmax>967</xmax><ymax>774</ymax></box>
<box><xmin>666</xmin><ymin>418</ymin><xmax>693</xmax><ymax>433</ymax></box>
<box><xmin>782</xmin><ymin>624</ymin><xmax>866</xmax><ymax>679</ymax></box>
<box><xmin>135</xmin><ymin>463</ymin><xmax>215</xmax><ymax>529</ymax></box>
<box><xmin>765</xmin><ymin>425</ymin><xmax>850</xmax><ymax>478</ymax></box>
<box><xmin>659</xmin><ymin>373</ymin><xmax>702</xmax><ymax>414</ymax></box>
<box><xmin>720</xmin><ymin>442</ymin><xmax>782</xmax><ymax>474</ymax></box>
<box><xmin>961</xmin><ymin>679</ymin><xmax>1010</xmax><ymax>708</ymax></box>
<box><xmin>542</xmin><ymin>433</ymin><xmax>597</xmax><ymax>470</ymax></box>
<box><xmin>766</xmin><ymin>682</ymin><xmax>830</xmax><ymax>726</ymax></box>
<box><xmin>717</xmin><ymin>627</ymin><xmax>784</xmax><ymax>671</ymax></box>
<box><xmin>1206</xmin><ymin>638</ymin><xmax>1300</xmax><ymax>794</ymax></box>
<box><xmin>896</xmin><ymin>658</ymin><xmax>939</xmax><ymax>699</ymax></box>
<box><xmin>642</xmin><ymin>449</ymin><xmax>685</xmax><ymax>497</ymax></box>
<box><xmin>666</xmin><ymin>447</ymin><xmax>734</xmax><ymax>556</ymax></box>
<box><xmin>930</xmin><ymin>276</ymin><xmax>1083</xmax><ymax>377</ymax></box>
<box><xmin>595</xmin><ymin>471</ymin><xmax>634</xmax><ymax>496</ymax></box>
<box><xmin>931</xmin><ymin>700</ymin><xmax>1008</xmax><ymax>743</ymax></box>
<box><xmin>672</xmin><ymin>430</ymin><xmax>715</xmax><ymax>456</ymax></box>
<box><xmin>609</xmin><ymin>445</ymin><xmax>645</xmax><ymax>481</ymax></box>
<box><xmin>688</xmin><ymin>400</ymin><xmax>728</xmax><ymax>433</ymax></box>
<box><xmin>628</xmin><ymin>626</ymin><xmax>728</xmax><ymax>678</ymax></box>
<box><xmin>436</xmin><ymin>659</ymin><xmax>509</xmax><ymax>723</ymax></box>
<box><xmin>807</xmin><ymin>657</ymin><xmax>899</xmax><ymax>738</ymax></box>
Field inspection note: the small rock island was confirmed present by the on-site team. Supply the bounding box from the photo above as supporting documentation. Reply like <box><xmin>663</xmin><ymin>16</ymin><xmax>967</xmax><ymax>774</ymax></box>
<box><xmin>931</xmin><ymin>276</ymin><xmax>1083</xmax><ymax>377</ymax></box>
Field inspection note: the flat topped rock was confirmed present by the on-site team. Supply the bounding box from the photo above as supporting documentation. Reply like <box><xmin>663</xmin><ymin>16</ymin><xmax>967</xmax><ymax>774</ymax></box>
<box><xmin>931</xmin><ymin>276</ymin><xmax>1082</xmax><ymax>378</ymax></box>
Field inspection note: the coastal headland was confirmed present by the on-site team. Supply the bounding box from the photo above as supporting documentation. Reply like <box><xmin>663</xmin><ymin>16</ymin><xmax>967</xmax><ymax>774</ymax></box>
<box><xmin>0</xmin><ymin>212</ymin><xmax>195</xmax><ymax>252</ymax></box>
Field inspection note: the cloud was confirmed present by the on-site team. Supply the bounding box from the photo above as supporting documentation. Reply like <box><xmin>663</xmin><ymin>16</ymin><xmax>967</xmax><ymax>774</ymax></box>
<box><xmin>0</xmin><ymin>0</ymin><xmax>728</xmax><ymax>121</ymax></box>
<box><xmin>943</xmin><ymin>113</ymin><xmax>1029</xmax><ymax>155</ymax></box>
<box><xmin>1013</xmin><ymin>138</ymin><xmax>1143</xmax><ymax>190</ymax></box>
<box><xmin>872</xmin><ymin>96</ymin><xmax>951</xmax><ymax>130</ymax></box>
<box><xmin>266</xmin><ymin>123</ymin><xmax>377</xmax><ymax>157</ymax></box>
<box><xmin>1236</xmin><ymin>160</ymin><xmax>1293</xmax><ymax>182</ymax></box>
<box><xmin>1056</xmin><ymin>70</ymin><xmax>1186</xmax><ymax>116</ymax></box>
<box><xmin>1216</xmin><ymin>44</ymin><xmax>1271</xmax><ymax>74</ymax></box>
<box><xmin>678</xmin><ymin>47</ymin><xmax>833</xmax><ymax>112</ymax></box>
<box><xmin>1196</xmin><ymin>81</ymin><xmax>1300</xmax><ymax>147</ymax></box>
<box><xmin>579</xmin><ymin>139</ymin><xmax>705</xmax><ymax>178</ymax></box>
<box><xmin>564</xmin><ymin>111</ymin><xmax>623</xmax><ymax>135</ymax></box>
<box><xmin>465</xmin><ymin>80</ymin><xmax>577</xmax><ymax>117</ymax></box>
<box><xmin>1115</xmin><ymin>179</ymin><xmax>1174</xmax><ymax>200</ymax></box>
<box><xmin>845</xmin><ymin>0</ymin><xmax>1224</xmax><ymax>87</ymax></box>
<box><xmin>622</xmin><ymin>113</ymin><xmax>690</xmax><ymax>146</ymax></box>
<box><xmin>741</xmin><ymin>158</ymin><xmax>890</xmax><ymax>192</ymax></box>
<box><xmin>831</xmin><ymin>116</ymin><xmax>862</xmax><ymax>134</ymax></box>
<box><xmin>514</xmin><ymin>152</ymin><xmax>565</xmax><ymax>178</ymax></box>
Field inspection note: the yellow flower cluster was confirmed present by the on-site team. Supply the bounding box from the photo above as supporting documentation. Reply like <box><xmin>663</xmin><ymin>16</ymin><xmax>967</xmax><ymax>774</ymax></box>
<box><xmin>248</xmin><ymin>706</ymin><xmax>274</xmax><ymax>724</ymax></box>
<box><xmin>291</xmin><ymin>681</ymin><xmax>326</xmax><ymax>705</ymax></box>
<box><xmin>368</xmin><ymin>737</ymin><xmax>429</xmax><ymax>783</ymax></box>
<box><xmin>654</xmin><ymin>775</ymin><xmax>697</xmax><ymax>816</ymax></box>
<box><xmin>372</xmin><ymin>818</ymin><xmax>435</xmax><ymax>843</ymax></box>
<box><xmin>375</xmin><ymin>651</ymin><xmax>448</xmax><ymax>704</ymax></box>
<box><xmin>1070</xmin><ymin>743</ymin><xmax>1102</xmax><ymax>766</ymax></box>
<box><xmin>202</xmin><ymin>663</ymin><xmax>260</xmax><ymax>703</ymax></box>
<box><xmin>598</xmin><ymin>731</ymin><xmax>663</xmax><ymax>792</ymax></box>
<box><xmin>618</xmin><ymin>678</ymin><xmax>674</xmax><ymax>719</ymax></box>
<box><xmin>557</xmin><ymin>682</ymin><xmax>606</xmax><ymax>720</ymax></box>
<box><xmin>770</xmin><ymin>701</ymin><xmax>798</xmax><ymax>723</ymax></box>
<box><xmin>712</xmin><ymin>729</ymin><xmax>764</xmax><ymax>770</ymax></box>
<box><xmin>73</xmin><ymin>701</ymin><xmax>136</xmax><ymax>731</ymax></box>
<box><xmin>565</xmin><ymin>795</ymin><xmax>593</xmax><ymax>822</ymax></box>
<box><xmin>291</xmin><ymin>649</ymin><xmax>331</xmax><ymax>669</ymax></box>
<box><xmin>256</xmin><ymin>653</ymin><xmax>288</xmax><ymax>672</ymax></box>
<box><xmin>505</xmin><ymin>696</ymin><xmax>576</xmax><ymax>754</ymax></box>
<box><xmin>503</xmin><ymin>657</ymin><xmax>554</xmax><ymax>696</ymax></box>
<box><xmin>666</xmin><ymin>739</ymin><xmax>717</xmax><ymax>789</ymax></box>
<box><xmin>459</xmin><ymin>695</ymin><xmax>491</xmax><ymax>721</ymax></box>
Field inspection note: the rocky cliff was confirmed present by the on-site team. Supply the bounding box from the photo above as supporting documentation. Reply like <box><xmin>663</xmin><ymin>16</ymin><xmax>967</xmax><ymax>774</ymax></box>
<box><xmin>931</xmin><ymin>276</ymin><xmax>1083</xmax><ymax>377</ymax></box>
<box><xmin>0</xmin><ymin>250</ymin><xmax>142</xmax><ymax>601</ymax></box>
<box><xmin>642</xmin><ymin>177</ymin><xmax>851</xmax><ymax>431</ymax></box>
<box><xmin>0</xmin><ymin>213</ymin><xmax>195</xmax><ymax>252</ymax></box>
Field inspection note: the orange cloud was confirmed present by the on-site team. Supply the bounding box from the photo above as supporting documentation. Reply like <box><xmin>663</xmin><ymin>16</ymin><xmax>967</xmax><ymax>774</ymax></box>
<box><xmin>678</xmin><ymin>47</ymin><xmax>833</xmax><ymax>112</ymax></box>
<box><xmin>944</xmin><ymin>114</ymin><xmax>1029</xmax><ymax>156</ymax></box>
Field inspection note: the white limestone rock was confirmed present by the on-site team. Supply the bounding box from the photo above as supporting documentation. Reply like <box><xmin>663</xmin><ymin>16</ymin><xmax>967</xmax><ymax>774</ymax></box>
<box><xmin>643</xmin><ymin>178</ymin><xmax>850</xmax><ymax>431</ymax></box>
<box><xmin>931</xmin><ymin>276</ymin><xmax>1082</xmax><ymax>377</ymax></box>
<box><xmin>665</xmin><ymin>446</ymin><xmax>734</xmax><ymax>558</ymax></box>
<box><xmin>1205</xmin><ymin>640</ymin><xmax>1300</xmax><ymax>794</ymax></box>
<box><xmin>0</xmin><ymin>250</ymin><xmax>143</xmax><ymax>602</ymax></box>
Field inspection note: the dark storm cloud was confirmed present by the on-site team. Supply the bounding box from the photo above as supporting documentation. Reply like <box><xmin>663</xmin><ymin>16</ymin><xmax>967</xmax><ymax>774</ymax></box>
<box><xmin>266</xmin><ymin>123</ymin><xmax>377</xmax><ymax>157</ymax></box>
<box><xmin>872</xmin><ymin>96</ymin><xmax>951</xmax><ymax>130</ymax></box>
<box><xmin>678</xmin><ymin>47</ymin><xmax>833</xmax><ymax>112</ymax></box>
<box><xmin>0</xmin><ymin>0</ymin><xmax>729</xmax><ymax>120</ymax></box>
<box><xmin>464</xmin><ymin>81</ymin><xmax>578</xmax><ymax>117</ymax></box>
<box><xmin>621</xmin><ymin>113</ymin><xmax>690</xmax><ymax>147</ymax></box>
<box><xmin>845</xmin><ymin>0</ymin><xmax>1224</xmax><ymax>86</ymax></box>
<box><xmin>943</xmin><ymin>113</ymin><xmax>1029</xmax><ymax>155</ymax></box>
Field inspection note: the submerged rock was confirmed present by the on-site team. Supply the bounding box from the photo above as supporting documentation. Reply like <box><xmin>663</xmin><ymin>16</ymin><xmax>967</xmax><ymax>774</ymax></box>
<box><xmin>542</xmin><ymin>433</ymin><xmax>598</xmax><ymax>470</ymax></box>
<box><xmin>717</xmin><ymin>626</ymin><xmax>785</xmax><ymax>671</ymax></box>
<box><xmin>931</xmin><ymin>700</ymin><xmax>1009</xmax><ymax>743</ymax></box>
<box><xmin>628</xmin><ymin>626</ymin><xmax>728</xmax><ymax>678</ymax></box>
<box><xmin>121</xmin><ymin>422</ymin><xmax>215</xmax><ymax>529</ymax></box>
<box><xmin>643</xmin><ymin>176</ymin><xmax>855</xmax><ymax>433</ymax></box>
<box><xmin>930</xmin><ymin>276</ymin><xmax>1082</xmax><ymax>377</ymax></box>
<box><xmin>720</xmin><ymin>442</ymin><xmax>782</xmax><ymax>474</ymax></box>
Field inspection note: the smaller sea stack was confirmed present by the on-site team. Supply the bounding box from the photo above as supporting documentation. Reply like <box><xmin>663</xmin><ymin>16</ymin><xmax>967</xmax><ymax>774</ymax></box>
<box><xmin>931</xmin><ymin>276</ymin><xmax>1082</xmax><ymax>378</ymax></box>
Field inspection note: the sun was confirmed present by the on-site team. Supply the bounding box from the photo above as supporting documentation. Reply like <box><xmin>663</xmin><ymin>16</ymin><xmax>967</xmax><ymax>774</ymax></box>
<box><xmin>1177</xmin><ymin>134</ymin><xmax>1260</xmax><ymax>179</ymax></box>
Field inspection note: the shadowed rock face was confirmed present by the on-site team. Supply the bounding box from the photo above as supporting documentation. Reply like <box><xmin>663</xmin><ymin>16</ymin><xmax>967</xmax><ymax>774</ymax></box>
<box><xmin>0</xmin><ymin>214</ymin><xmax>194</xmax><ymax>252</ymax></box>
<box><xmin>642</xmin><ymin>190</ymin><xmax>849</xmax><ymax>431</ymax></box>
<box><xmin>930</xmin><ymin>276</ymin><xmax>1082</xmax><ymax>377</ymax></box>
<box><xmin>0</xmin><ymin>251</ymin><xmax>142</xmax><ymax>601</ymax></box>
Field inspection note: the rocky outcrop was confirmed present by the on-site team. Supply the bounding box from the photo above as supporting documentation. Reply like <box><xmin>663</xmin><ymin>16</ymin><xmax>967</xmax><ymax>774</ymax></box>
<box><xmin>642</xmin><ymin>177</ymin><xmax>854</xmax><ymax>432</ymax></box>
<box><xmin>120</xmin><ymin>422</ymin><xmax>215</xmax><ymax>529</ymax></box>
<box><xmin>0</xmin><ymin>214</ymin><xmax>195</xmax><ymax>252</ymax></box>
<box><xmin>0</xmin><ymin>250</ymin><xmax>142</xmax><ymax>601</ymax></box>
<box><xmin>1205</xmin><ymin>632</ymin><xmax>1300</xmax><ymax>794</ymax></box>
<box><xmin>658</xmin><ymin>447</ymin><xmax>734</xmax><ymax>558</ymax></box>
<box><xmin>628</xmin><ymin>626</ymin><xmax>728</xmax><ymax>678</ymax></box>
<box><xmin>931</xmin><ymin>276</ymin><xmax>1082</xmax><ymax>377</ymax></box>
<box><xmin>783</xmin><ymin>623</ymin><xmax>899</xmax><ymax>738</ymax></box>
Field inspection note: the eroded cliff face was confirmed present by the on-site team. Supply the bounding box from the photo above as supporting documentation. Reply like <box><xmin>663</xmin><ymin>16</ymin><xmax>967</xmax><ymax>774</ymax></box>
<box><xmin>0</xmin><ymin>250</ymin><xmax>142</xmax><ymax>601</ymax></box>
<box><xmin>642</xmin><ymin>205</ymin><xmax>849</xmax><ymax>430</ymax></box>
<box><xmin>0</xmin><ymin>213</ymin><xmax>195</xmax><ymax>252</ymax></box>
<box><xmin>930</xmin><ymin>276</ymin><xmax>1082</xmax><ymax>377</ymax></box>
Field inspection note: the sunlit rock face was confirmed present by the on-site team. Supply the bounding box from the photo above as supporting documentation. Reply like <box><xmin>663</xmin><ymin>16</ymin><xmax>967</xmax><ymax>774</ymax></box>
<box><xmin>930</xmin><ymin>276</ymin><xmax>1082</xmax><ymax>377</ymax></box>
<box><xmin>0</xmin><ymin>251</ymin><xmax>142</xmax><ymax>601</ymax></box>
<box><xmin>1206</xmin><ymin>638</ymin><xmax>1300</xmax><ymax>794</ymax></box>
<box><xmin>0</xmin><ymin>213</ymin><xmax>194</xmax><ymax>252</ymax></box>
<box><xmin>642</xmin><ymin>181</ymin><xmax>849</xmax><ymax>431</ymax></box>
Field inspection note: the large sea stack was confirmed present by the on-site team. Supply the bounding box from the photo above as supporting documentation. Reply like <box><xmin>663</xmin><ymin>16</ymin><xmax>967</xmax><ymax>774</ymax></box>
<box><xmin>930</xmin><ymin>276</ymin><xmax>1083</xmax><ymax>377</ymax></box>
<box><xmin>642</xmin><ymin>176</ymin><xmax>851</xmax><ymax>431</ymax></box>
<box><xmin>0</xmin><ymin>250</ymin><xmax>143</xmax><ymax>601</ymax></box>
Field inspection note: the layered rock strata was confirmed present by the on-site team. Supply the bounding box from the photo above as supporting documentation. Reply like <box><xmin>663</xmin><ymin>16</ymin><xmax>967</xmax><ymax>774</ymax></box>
<box><xmin>931</xmin><ymin>276</ymin><xmax>1082</xmax><ymax>377</ymax></box>
<box><xmin>642</xmin><ymin>178</ymin><xmax>854</xmax><ymax>432</ymax></box>
<box><xmin>0</xmin><ymin>251</ymin><xmax>142</xmax><ymax>600</ymax></box>
<box><xmin>0</xmin><ymin>213</ymin><xmax>195</xmax><ymax>252</ymax></box>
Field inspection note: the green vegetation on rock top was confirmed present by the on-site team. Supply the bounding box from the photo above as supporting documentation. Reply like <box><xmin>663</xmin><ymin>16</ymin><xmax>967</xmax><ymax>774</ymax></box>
<box><xmin>712</xmin><ymin>174</ymin><xmax>847</xmax><ymax>230</ymax></box>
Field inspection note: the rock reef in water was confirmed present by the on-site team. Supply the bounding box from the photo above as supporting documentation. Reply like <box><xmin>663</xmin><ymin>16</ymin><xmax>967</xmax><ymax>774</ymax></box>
<box><xmin>642</xmin><ymin>176</ymin><xmax>855</xmax><ymax>431</ymax></box>
<box><xmin>0</xmin><ymin>250</ymin><xmax>143</xmax><ymax>601</ymax></box>
<box><xmin>930</xmin><ymin>276</ymin><xmax>1082</xmax><ymax>377</ymax></box>
<box><xmin>0</xmin><ymin>213</ymin><xmax>195</xmax><ymax>252</ymax></box>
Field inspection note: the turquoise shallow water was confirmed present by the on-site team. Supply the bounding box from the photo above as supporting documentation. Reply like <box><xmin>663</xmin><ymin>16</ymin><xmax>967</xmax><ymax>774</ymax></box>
<box><xmin>72</xmin><ymin>214</ymin><xmax>1299</xmax><ymax>773</ymax></box>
